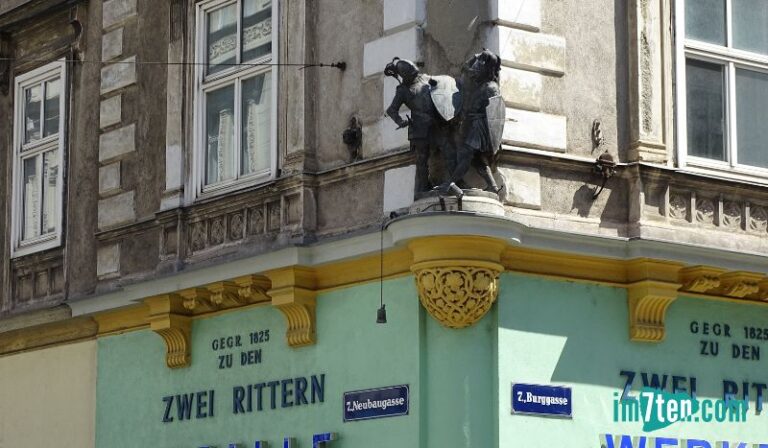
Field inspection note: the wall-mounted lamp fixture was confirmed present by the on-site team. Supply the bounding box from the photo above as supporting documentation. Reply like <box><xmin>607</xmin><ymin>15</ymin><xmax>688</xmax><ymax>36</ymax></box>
<box><xmin>592</xmin><ymin>150</ymin><xmax>616</xmax><ymax>200</ymax></box>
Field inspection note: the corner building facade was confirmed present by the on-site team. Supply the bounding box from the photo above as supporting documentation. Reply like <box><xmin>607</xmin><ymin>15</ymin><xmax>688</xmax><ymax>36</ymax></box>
<box><xmin>2</xmin><ymin>0</ymin><xmax>768</xmax><ymax>447</ymax></box>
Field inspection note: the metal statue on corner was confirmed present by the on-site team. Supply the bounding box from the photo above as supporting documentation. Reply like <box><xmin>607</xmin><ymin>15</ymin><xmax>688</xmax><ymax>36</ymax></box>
<box><xmin>385</xmin><ymin>58</ymin><xmax>440</xmax><ymax>193</ymax></box>
<box><xmin>384</xmin><ymin>49</ymin><xmax>506</xmax><ymax>200</ymax></box>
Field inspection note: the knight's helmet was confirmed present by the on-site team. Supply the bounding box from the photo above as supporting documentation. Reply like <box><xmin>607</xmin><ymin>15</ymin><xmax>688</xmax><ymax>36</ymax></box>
<box><xmin>468</xmin><ymin>49</ymin><xmax>502</xmax><ymax>83</ymax></box>
<box><xmin>384</xmin><ymin>57</ymin><xmax>420</xmax><ymax>82</ymax></box>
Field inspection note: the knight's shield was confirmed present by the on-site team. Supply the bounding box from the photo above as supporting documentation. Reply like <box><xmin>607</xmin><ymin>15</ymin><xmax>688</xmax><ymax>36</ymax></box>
<box><xmin>429</xmin><ymin>75</ymin><xmax>461</xmax><ymax>122</ymax></box>
<box><xmin>486</xmin><ymin>95</ymin><xmax>505</xmax><ymax>154</ymax></box>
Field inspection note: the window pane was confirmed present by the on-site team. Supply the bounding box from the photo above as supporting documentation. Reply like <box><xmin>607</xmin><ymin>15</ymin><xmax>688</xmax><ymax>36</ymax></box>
<box><xmin>686</xmin><ymin>59</ymin><xmax>726</xmax><ymax>161</ymax></box>
<box><xmin>241</xmin><ymin>72</ymin><xmax>271</xmax><ymax>175</ymax></box>
<box><xmin>736</xmin><ymin>68</ymin><xmax>768</xmax><ymax>168</ymax></box>
<box><xmin>24</xmin><ymin>84</ymin><xmax>42</xmax><ymax>144</ymax></box>
<box><xmin>242</xmin><ymin>0</ymin><xmax>272</xmax><ymax>62</ymax></box>
<box><xmin>205</xmin><ymin>85</ymin><xmax>236</xmax><ymax>185</ymax></box>
<box><xmin>42</xmin><ymin>150</ymin><xmax>58</xmax><ymax>234</ymax></box>
<box><xmin>686</xmin><ymin>0</ymin><xmax>726</xmax><ymax>45</ymax></box>
<box><xmin>22</xmin><ymin>156</ymin><xmax>40</xmax><ymax>240</ymax></box>
<box><xmin>733</xmin><ymin>0</ymin><xmax>768</xmax><ymax>55</ymax></box>
<box><xmin>207</xmin><ymin>3</ymin><xmax>237</xmax><ymax>75</ymax></box>
<box><xmin>43</xmin><ymin>78</ymin><xmax>61</xmax><ymax>138</ymax></box>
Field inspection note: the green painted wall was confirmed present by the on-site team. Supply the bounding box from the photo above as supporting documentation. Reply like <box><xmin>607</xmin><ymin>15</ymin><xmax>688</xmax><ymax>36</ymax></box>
<box><xmin>96</xmin><ymin>277</ymin><xmax>423</xmax><ymax>448</ymax></box>
<box><xmin>498</xmin><ymin>273</ymin><xmax>768</xmax><ymax>447</ymax></box>
<box><xmin>96</xmin><ymin>274</ymin><xmax>501</xmax><ymax>448</ymax></box>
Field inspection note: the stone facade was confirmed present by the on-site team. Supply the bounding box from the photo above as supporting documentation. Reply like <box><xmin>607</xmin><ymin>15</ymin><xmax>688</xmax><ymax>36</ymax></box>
<box><xmin>0</xmin><ymin>0</ymin><xmax>763</xmax><ymax>329</ymax></box>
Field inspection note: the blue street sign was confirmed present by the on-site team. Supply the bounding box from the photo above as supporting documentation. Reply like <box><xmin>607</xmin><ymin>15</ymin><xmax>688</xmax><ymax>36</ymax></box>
<box><xmin>343</xmin><ymin>385</ymin><xmax>409</xmax><ymax>422</ymax></box>
<box><xmin>511</xmin><ymin>383</ymin><xmax>572</xmax><ymax>418</ymax></box>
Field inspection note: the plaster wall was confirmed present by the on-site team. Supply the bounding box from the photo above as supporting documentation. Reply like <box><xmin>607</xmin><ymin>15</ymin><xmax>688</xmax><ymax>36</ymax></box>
<box><xmin>0</xmin><ymin>340</ymin><xmax>97</xmax><ymax>448</ymax></box>
<box><xmin>498</xmin><ymin>274</ymin><xmax>768</xmax><ymax>446</ymax></box>
<box><xmin>539</xmin><ymin>0</ymin><xmax>628</xmax><ymax>158</ymax></box>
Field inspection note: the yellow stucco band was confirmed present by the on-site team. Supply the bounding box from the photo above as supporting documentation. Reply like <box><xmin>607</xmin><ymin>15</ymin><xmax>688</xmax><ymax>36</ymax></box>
<box><xmin>4</xmin><ymin>236</ymin><xmax>768</xmax><ymax>360</ymax></box>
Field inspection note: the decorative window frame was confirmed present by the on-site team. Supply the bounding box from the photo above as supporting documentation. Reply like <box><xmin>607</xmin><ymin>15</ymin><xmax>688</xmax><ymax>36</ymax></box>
<box><xmin>674</xmin><ymin>0</ymin><xmax>768</xmax><ymax>184</ymax></box>
<box><xmin>10</xmin><ymin>59</ymin><xmax>67</xmax><ymax>258</ymax></box>
<box><xmin>189</xmin><ymin>0</ymin><xmax>279</xmax><ymax>202</ymax></box>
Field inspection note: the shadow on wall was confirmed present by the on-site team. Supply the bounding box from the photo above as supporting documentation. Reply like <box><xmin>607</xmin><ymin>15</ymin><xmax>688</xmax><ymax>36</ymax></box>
<box><xmin>497</xmin><ymin>274</ymin><xmax>768</xmax><ymax>400</ymax></box>
<box><xmin>571</xmin><ymin>184</ymin><xmax>595</xmax><ymax>218</ymax></box>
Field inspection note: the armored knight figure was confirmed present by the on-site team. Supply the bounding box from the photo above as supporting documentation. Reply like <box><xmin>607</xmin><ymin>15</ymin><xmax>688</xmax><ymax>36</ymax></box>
<box><xmin>385</xmin><ymin>58</ymin><xmax>436</xmax><ymax>193</ymax></box>
<box><xmin>438</xmin><ymin>49</ymin><xmax>505</xmax><ymax>195</ymax></box>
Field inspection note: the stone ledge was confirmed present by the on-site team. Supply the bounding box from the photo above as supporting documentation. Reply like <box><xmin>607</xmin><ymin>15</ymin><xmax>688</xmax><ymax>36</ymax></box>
<box><xmin>102</xmin><ymin>28</ymin><xmax>124</xmax><ymax>62</ymax></box>
<box><xmin>98</xmin><ymin>191</ymin><xmax>136</xmax><ymax>230</ymax></box>
<box><xmin>490</xmin><ymin>0</ymin><xmax>541</xmax><ymax>31</ymax></box>
<box><xmin>103</xmin><ymin>0</ymin><xmax>137</xmax><ymax>30</ymax></box>
<box><xmin>99</xmin><ymin>95</ymin><xmax>122</xmax><ymax>129</ymax></box>
<box><xmin>101</xmin><ymin>56</ymin><xmax>136</xmax><ymax>94</ymax></box>
<box><xmin>99</xmin><ymin>124</ymin><xmax>135</xmax><ymax>163</ymax></box>
<box><xmin>500</xmin><ymin>67</ymin><xmax>542</xmax><ymax>111</ymax></box>
<box><xmin>99</xmin><ymin>162</ymin><xmax>121</xmax><ymax>195</ymax></box>
<box><xmin>363</xmin><ymin>26</ymin><xmax>423</xmax><ymax>77</ymax></box>
<box><xmin>383</xmin><ymin>0</ymin><xmax>426</xmax><ymax>32</ymax></box>
<box><xmin>488</xmin><ymin>26</ymin><xmax>565</xmax><ymax>76</ymax></box>
<box><xmin>503</xmin><ymin>108</ymin><xmax>567</xmax><ymax>152</ymax></box>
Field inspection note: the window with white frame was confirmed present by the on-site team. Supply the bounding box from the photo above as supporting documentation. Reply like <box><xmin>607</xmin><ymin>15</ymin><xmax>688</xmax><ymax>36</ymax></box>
<box><xmin>194</xmin><ymin>0</ymin><xmax>277</xmax><ymax>198</ymax></box>
<box><xmin>677</xmin><ymin>0</ymin><xmax>768</xmax><ymax>176</ymax></box>
<box><xmin>11</xmin><ymin>60</ymin><xmax>66</xmax><ymax>257</ymax></box>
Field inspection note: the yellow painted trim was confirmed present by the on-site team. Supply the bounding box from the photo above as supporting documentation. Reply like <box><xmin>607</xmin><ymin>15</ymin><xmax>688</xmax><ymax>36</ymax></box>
<box><xmin>7</xmin><ymin>235</ymin><xmax>768</xmax><ymax>357</ymax></box>
<box><xmin>265</xmin><ymin>266</ymin><xmax>317</xmax><ymax>347</ymax></box>
<box><xmin>0</xmin><ymin>316</ymin><xmax>97</xmax><ymax>358</ymax></box>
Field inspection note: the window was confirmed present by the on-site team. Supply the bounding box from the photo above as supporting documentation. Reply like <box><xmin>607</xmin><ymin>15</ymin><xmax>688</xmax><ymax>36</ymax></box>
<box><xmin>11</xmin><ymin>60</ymin><xmax>66</xmax><ymax>257</ymax></box>
<box><xmin>193</xmin><ymin>0</ymin><xmax>277</xmax><ymax>199</ymax></box>
<box><xmin>677</xmin><ymin>0</ymin><xmax>768</xmax><ymax>178</ymax></box>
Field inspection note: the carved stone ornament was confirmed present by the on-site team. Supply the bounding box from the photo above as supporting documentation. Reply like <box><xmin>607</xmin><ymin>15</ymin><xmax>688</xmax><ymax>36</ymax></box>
<box><xmin>628</xmin><ymin>281</ymin><xmax>680</xmax><ymax>342</ymax></box>
<box><xmin>412</xmin><ymin>260</ymin><xmax>502</xmax><ymax>329</ymax></box>
<box><xmin>145</xmin><ymin>294</ymin><xmax>192</xmax><ymax>369</ymax></box>
<box><xmin>668</xmin><ymin>194</ymin><xmax>687</xmax><ymax>221</ymax></box>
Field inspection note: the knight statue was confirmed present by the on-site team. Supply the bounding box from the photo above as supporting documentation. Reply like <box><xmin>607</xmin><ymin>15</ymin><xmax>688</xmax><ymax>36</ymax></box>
<box><xmin>384</xmin><ymin>49</ymin><xmax>506</xmax><ymax>199</ymax></box>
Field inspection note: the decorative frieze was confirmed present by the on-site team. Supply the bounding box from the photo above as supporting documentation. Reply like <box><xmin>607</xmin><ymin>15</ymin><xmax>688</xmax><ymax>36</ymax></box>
<box><xmin>11</xmin><ymin>255</ymin><xmax>64</xmax><ymax>307</ymax></box>
<box><xmin>667</xmin><ymin>193</ymin><xmax>688</xmax><ymax>221</ymax></box>
<box><xmin>695</xmin><ymin>198</ymin><xmax>715</xmax><ymax>226</ymax></box>
<box><xmin>660</xmin><ymin>189</ymin><xmax>768</xmax><ymax>235</ymax></box>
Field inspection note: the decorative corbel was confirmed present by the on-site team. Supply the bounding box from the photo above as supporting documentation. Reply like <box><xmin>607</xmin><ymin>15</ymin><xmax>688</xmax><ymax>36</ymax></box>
<box><xmin>145</xmin><ymin>294</ymin><xmax>192</xmax><ymax>368</ymax></box>
<box><xmin>69</xmin><ymin>3</ymin><xmax>87</xmax><ymax>62</ymax></box>
<box><xmin>178</xmin><ymin>287</ymin><xmax>216</xmax><ymax>314</ymax></box>
<box><xmin>234</xmin><ymin>274</ymin><xmax>271</xmax><ymax>304</ymax></box>
<box><xmin>206</xmin><ymin>281</ymin><xmax>244</xmax><ymax>308</ymax></box>
<box><xmin>626</xmin><ymin>259</ymin><xmax>683</xmax><ymax>343</ymax></box>
<box><xmin>678</xmin><ymin>266</ymin><xmax>724</xmax><ymax>294</ymax></box>
<box><xmin>628</xmin><ymin>281</ymin><xmax>680</xmax><ymax>342</ymax></box>
<box><xmin>408</xmin><ymin>236</ymin><xmax>506</xmax><ymax>329</ymax></box>
<box><xmin>266</xmin><ymin>267</ymin><xmax>317</xmax><ymax>347</ymax></box>
<box><xmin>716</xmin><ymin>271</ymin><xmax>762</xmax><ymax>299</ymax></box>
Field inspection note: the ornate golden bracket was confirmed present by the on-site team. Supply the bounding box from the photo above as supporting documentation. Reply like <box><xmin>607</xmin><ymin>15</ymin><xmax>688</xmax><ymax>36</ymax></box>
<box><xmin>145</xmin><ymin>294</ymin><xmax>192</xmax><ymax>368</ymax></box>
<box><xmin>409</xmin><ymin>237</ymin><xmax>505</xmax><ymax>329</ymax></box>
<box><xmin>627</xmin><ymin>280</ymin><xmax>680</xmax><ymax>342</ymax></box>
<box><xmin>266</xmin><ymin>267</ymin><xmax>317</xmax><ymax>347</ymax></box>
<box><xmin>625</xmin><ymin>259</ymin><xmax>683</xmax><ymax>342</ymax></box>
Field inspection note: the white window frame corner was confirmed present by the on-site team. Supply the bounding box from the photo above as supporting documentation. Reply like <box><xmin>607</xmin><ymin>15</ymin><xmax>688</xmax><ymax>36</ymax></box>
<box><xmin>188</xmin><ymin>0</ymin><xmax>279</xmax><ymax>204</ymax></box>
<box><xmin>674</xmin><ymin>0</ymin><xmax>768</xmax><ymax>185</ymax></box>
<box><xmin>10</xmin><ymin>58</ymin><xmax>67</xmax><ymax>259</ymax></box>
